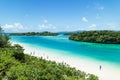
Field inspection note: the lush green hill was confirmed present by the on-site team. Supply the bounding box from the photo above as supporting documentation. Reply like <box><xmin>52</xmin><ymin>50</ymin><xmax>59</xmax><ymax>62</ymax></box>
<box><xmin>69</xmin><ymin>31</ymin><xmax>120</xmax><ymax>44</ymax></box>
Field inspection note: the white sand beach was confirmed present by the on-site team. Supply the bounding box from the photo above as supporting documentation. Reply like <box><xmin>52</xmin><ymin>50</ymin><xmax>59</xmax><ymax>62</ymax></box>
<box><xmin>11</xmin><ymin>42</ymin><xmax>120</xmax><ymax>80</ymax></box>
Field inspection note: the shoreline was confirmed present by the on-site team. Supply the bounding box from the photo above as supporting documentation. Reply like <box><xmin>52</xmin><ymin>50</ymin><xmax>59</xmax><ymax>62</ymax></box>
<box><xmin>11</xmin><ymin>41</ymin><xmax>120</xmax><ymax>80</ymax></box>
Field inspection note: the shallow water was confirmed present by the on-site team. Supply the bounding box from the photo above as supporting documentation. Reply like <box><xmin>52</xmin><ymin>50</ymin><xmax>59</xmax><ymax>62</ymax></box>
<box><xmin>10</xmin><ymin>36</ymin><xmax>120</xmax><ymax>66</ymax></box>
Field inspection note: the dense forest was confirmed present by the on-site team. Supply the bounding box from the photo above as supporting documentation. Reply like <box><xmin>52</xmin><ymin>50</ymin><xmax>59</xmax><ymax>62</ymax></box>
<box><xmin>0</xmin><ymin>27</ymin><xmax>98</xmax><ymax>80</ymax></box>
<box><xmin>10</xmin><ymin>31</ymin><xmax>58</xmax><ymax>36</ymax></box>
<box><xmin>69</xmin><ymin>30</ymin><xmax>120</xmax><ymax>44</ymax></box>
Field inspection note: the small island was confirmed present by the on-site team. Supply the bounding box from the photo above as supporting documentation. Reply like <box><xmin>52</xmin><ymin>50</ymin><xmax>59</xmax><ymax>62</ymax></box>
<box><xmin>69</xmin><ymin>30</ymin><xmax>120</xmax><ymax>44</ymax></box>
<box><xmin>10</xmin><ymin>31</ymin><xmax>58</xmax><ymax>36</ymax></box>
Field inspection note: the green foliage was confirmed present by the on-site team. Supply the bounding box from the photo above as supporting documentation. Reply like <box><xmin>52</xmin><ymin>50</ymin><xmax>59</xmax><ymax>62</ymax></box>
<box><xmin>69</xmin><ymin>30</ymin><xmax>120</xmax><ymax>44</ymax></box>
<box><xmin>87</xmin><ymin>74</ymin><xmax>99</xmax><ymax>80</ymax></box>
<box><xmin>10</xmin><ymin>31</ymin><xmax>58</xmax><ymax>36</ymax></box>
<box><xmin>12</xmin><ymin>44</ymin><xmax>25</xmax><ymax>61</ymax></box>
<box><xmin>0</xmin><ymin>27</ymin><xmax>10</xmax><ymax>48</ymax></box>
<box><xmin>0</xmin><ymin>48</ymin><xmax>99</xmax><ymax>80</ymax></box>
<box><xmin>0</xmin><ymin>48</ymin><xmax>18</xmax><ymax>79</ymax></box>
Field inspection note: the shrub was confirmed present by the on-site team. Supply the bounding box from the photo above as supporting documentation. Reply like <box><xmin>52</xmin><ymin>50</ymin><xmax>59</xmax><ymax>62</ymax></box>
<box><xmin>12</xmin><ymin>44</ymin><xmax>25</xmax><ymax>61</ymax></box>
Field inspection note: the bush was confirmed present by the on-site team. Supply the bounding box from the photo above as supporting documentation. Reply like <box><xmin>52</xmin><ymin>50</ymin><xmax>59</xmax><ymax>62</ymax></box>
<box><xmin>0</xmin><ymin>27</ymin><xmax>10</xmax><ymax>48</ymax></box>
<box><xmin>12</xmin><ymin>44</ymin><xmax>25</xmax><ymax>61</ymax></box>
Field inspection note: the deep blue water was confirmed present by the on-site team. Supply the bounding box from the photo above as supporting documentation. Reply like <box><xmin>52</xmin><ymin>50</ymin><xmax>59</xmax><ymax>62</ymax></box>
<box><xmin>10</xmin><ymin>36</ymin><xmax>120</xmax><ymax>65</ymax></box>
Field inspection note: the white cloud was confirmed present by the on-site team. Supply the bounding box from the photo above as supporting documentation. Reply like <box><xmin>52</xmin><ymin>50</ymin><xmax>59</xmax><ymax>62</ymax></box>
<box><xmin>39</xmin><ymin>24</ymin><xmax>45</xmax><ymax>29</ymax></box>
<box><xmin>66</xmin><ymin>25</ymin><xmax>72</xmax><ymax>29</ymax></box>
<box><xmin>82</xmin><ymin>17</ymin><xmax>88</xmax><ymax>23</ymax></box>
<box><xmin>89</xmin><ymin>24</ymin><xmax>97</xmax><ymax>28</ymax></box>
<box><xmin>44</xmin><ymin>19</ymin><xmax>48</xmax><ymax>23</ymax></box>
<box><xmin>38</xmin><ymin>17</ymin><xmax>56</xmax><ymax>31</ymax></box>
<box><xmin>14</xmin><ymin>23</ymin><xmax>24</xmax><ymax>29</ymax></box>
<box><xmin>2</xmin><ymin>23</ymin><xmax>24</xmax><ymax>32</ymax></box>
<box><xmin>65</xmin><ymin>26</ymin><xmax>73</xmax><ymax>31</ymax></box>
<box><xmin>87</xmin><ymin>24</ymin><xmax>97</xmax><ymax>30</ymax></box>
<box><xmin>94</xmin><ymin>3</ymin><xmax>104</xmax><ymax>10</ymax></box>
<box><xmin>48</xmin><ymin>24</ymin><xmax>56</xmax><ymax>29</ymax></box>
<box><xmin>38</xmin><ymin>24</ymin><xmax>56</xmax><ymax>30</ymax></box>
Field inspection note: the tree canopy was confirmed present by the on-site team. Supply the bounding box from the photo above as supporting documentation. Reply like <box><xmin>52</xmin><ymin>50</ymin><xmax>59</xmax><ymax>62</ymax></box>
<box><xmin>0</xmin><ymin>27</ymin><xmax>10</xmax><ymax>48</ymax></box>
<box><xmin>10</xmin><ymin>31</ymin><xmax>58</xmax><ymax>36</ymax></box>
<box><xmin>69</xmin><ymin>30</ymin><xmax>120</xmax><ymax>44</ymax></box>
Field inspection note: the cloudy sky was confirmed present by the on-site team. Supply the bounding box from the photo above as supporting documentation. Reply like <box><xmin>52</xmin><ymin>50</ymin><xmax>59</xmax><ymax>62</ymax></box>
<box><xmin>0</xmin><ymin>0</ymin><xmax>120</xmax><ymax>32</ymax></box>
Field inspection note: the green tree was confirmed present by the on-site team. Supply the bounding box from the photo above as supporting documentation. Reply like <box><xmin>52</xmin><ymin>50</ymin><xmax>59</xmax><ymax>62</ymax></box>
<box><xmin>12</xmin><ymin>44</ymin><xmax>25</xmax><ymax>61</ymax></box>
<box><xmin>0</xmin><ymin>27</ymin><xmax>10</xmax><ymax>47</ymax></box>
<box><xmin>69</xmin><ymin>31</ymin><xmax>120</xmax><ymax>44</ymax></box>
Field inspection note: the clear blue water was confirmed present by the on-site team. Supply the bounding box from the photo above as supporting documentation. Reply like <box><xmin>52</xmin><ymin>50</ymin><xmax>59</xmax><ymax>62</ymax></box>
<box><xmin>10</xmin><ymin>36</ymin><xmax>120</xmax><ymax>66</ymax></box>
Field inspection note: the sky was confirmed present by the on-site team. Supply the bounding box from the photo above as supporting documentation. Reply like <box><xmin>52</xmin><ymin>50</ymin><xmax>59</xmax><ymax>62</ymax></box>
<box><xmin>0</xmin><ymin>0</ymin><xmax>120</xmax><ymax>32</ymax></box>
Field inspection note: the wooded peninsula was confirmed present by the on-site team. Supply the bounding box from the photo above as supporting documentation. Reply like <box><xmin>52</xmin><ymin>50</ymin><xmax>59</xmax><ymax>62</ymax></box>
<box><xmin>69</xmin><ymin>31</ymin><xmax>120</xmax><ymax>44</ymax></box>
<box><xmin>10</xmin><ymin>31</ymin><xmax>58</xmax><ymax>36</ymax></box>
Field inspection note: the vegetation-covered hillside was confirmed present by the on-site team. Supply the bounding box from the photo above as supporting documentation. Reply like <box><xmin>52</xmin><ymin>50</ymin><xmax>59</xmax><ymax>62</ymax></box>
<box><xmin>69</xmin><ymin>31</ymin><xmax>120</xmax><ymax>44</ymax></box>
<box><xmin>10</xmin><ymin>32</ymin><xmax>58</xmax><ymax>36</ymax></box>
<box><xmin>0</xmin><ymin>48</ymin><xmax>98</xmax><ymax>80</ymax></box>
<box><xmin>0</xmin><ymin>27</ymin><xmax>98</xmax><ymax>80</ymax></box>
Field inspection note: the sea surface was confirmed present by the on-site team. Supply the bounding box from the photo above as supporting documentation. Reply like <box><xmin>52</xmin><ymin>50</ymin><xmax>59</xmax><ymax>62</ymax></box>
<box><xmin>10</xmin><ymin>35</ymin><xmax>120</xmax><ymax>67</ymax></box>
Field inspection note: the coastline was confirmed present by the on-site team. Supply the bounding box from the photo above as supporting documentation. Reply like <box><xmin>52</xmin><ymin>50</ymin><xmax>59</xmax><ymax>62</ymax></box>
<box><xmin>11</xmin><ymin>41</ymin><xmax>120</xmax><ymax>80</ymax></box>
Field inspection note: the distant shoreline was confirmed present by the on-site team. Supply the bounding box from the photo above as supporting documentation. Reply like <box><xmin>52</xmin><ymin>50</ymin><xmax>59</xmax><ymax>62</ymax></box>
<box><xmin>9</xmin><ymin>31</ymin><xmax>58</xmax><ymax>36</ymax></box>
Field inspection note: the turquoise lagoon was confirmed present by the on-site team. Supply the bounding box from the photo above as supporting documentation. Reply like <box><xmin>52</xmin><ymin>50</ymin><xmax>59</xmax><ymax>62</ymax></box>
<box><xmin>10</xmin><ymin>36</ymin><xmax>120</xmax><ymax>67</ymax></box>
